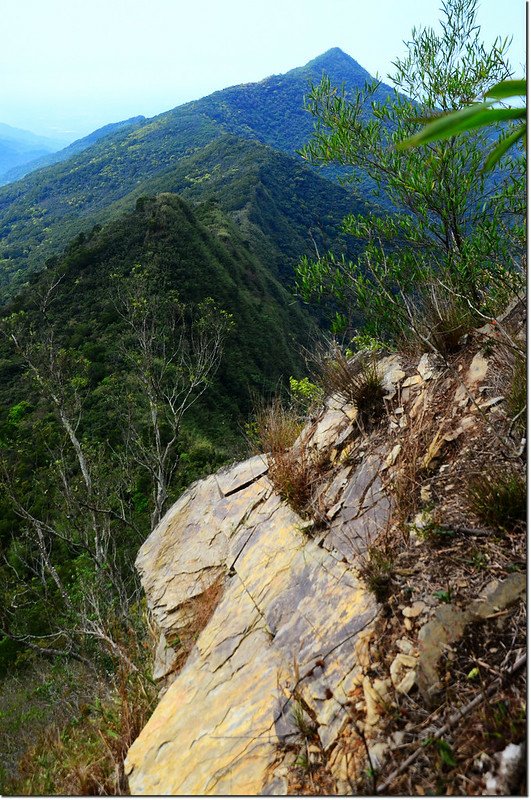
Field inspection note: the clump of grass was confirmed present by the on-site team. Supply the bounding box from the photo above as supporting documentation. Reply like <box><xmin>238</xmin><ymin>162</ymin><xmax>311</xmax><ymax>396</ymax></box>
<box><xmin>249</xmin><ymin>396</ymin><xmax>303</xmax><ymax>454</ymax></box>
<box><xmin>252</xmin><ymin>397</ymin><xmax>319</xmax><ymax>516</ymax></box>
<box><xmin>291</xmin><ymin>700</ymin><xmax>316</xmax><ymax>739</ymax></box>
<box><xmin>3</xmin><ymin>605</ymin><xmax>158</xmax><ymax>796</ymax></box>
<box><xmin>507</xmin><ymin>355</ymin><xmax>526</xmax><ymax>435</ymax></box>
<box><xmin>408</xmin><ymin>284</ymin><xmax>479</xmax><ymax>356</ymax></box>
<box><xmin>0</xmin><ymin>660</ymin><xmax>100</xmax><ymax>791</ymax></box>
<box><xmin>359</xmin><ymin>547</ymin><xmax>395</xmax><ymax>602</ymax></box>
<box><xmin>349</xmin><ymin>360</ymin><xmax>386</xmax><ymax>424</ymax></box>
<box><xmin>267</xmin><ymin>441</ymin><xmax>319</xmax><ymax>516</ymax></box>
<box><xmin>468</xmin><ymin>466</ymin><xmax>526</xmax><ymax>529</ymax></box>
<box><xmin>315</xmin><ymin>345</ymin><xmax>385</xmax><ymax>425</ymax></box>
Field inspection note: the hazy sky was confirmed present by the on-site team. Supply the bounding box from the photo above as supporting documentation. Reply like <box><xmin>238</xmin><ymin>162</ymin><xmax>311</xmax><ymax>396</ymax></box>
<box><xmin>2</xmin><ymin>0</ymin><xmax>526</xmax><ymax>142</ymax></box>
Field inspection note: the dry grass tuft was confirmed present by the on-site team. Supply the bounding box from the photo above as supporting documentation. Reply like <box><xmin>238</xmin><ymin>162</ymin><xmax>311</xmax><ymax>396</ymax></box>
<box><xmin>420</xmin><ymin>290</ymin><xmax>477</xmax><ymax>356</ymax></box>
<box><xmin>358</xmin><ymin>546</ymin><xmax>395</xmax><ymax>602</ymax></box>
<box><xmin>398</xmin><ymin>283</ymin><xmax>479</xmax><ymax>356</ymax></box>
<box><xmin>251</xmin><ymin>397</ymin><xmax>322</xmax><ymax>517</ymax></box>
<box><xmin>390</xmin><ymin>409</ymin><xmax>432</xmax><ymax>535</ymax></box>
<box><xmin>315</xmin><ymin>346</ymin><xmax>385</xmax><ymax>426</ymax></box>
<box><xmin>251</xmin><ymin>397</ymin><xmax>304</xmax><ymax>454</ymax></box>
<box><xmin>468</xmin><ymin>466</ymin><xmax>526</xmax><ymax>529</ymax></box>
<box><xmin>267</xmin><ymin>438</ymin><xmax>321</xmax><ymax>518</ymax></box>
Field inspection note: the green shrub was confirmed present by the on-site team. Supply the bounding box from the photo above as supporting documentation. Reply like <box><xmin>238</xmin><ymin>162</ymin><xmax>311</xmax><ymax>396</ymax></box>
<box><xmin>296</xmin><ymin>0</ymin><xmax>523</xmax><ymax>346</ymax></box>
<box><xmin>289</xmin><ymin>376</ymin><xmax>323</xmax><ymax>412</ymax></box>
<box><xmin>348</xmin><ymin>332</ymin><xmax>384</xmax><ymax>354</ymax></box>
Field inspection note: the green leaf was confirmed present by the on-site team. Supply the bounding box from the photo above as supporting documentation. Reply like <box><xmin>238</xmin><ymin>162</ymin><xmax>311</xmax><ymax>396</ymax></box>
<box><xmin>484</xmin><ymin>79</ymin><xmax>526</xmax><ymax>100</ymax></box>
<box><xmin>436</xmin><ymin>739</ymin><xmax>457</xmax><ymax>767</ymax></box>
<box><xmin>483</xmin><ymin>123</ymin><xmax>527</xmax><ymax>172</ymax></box>
<box><xmin>399</xmin><ymin>105</ymin><xmax>525</xmax><ymax>149</ymax></box>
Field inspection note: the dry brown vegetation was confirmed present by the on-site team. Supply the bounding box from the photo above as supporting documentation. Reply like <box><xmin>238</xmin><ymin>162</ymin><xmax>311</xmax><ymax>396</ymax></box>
<box><xmin>1</xmin><ymin>607</ymin><xmax>159</xmax><ymax>796</ymax></box>
<box><xmin>406</xmin><ymin>283</ymin><xmax>480</xmax><ymax>357</ymax></box>
<box><xmin>3</xmin><ymin>665</ymin><xmax>156</xmax><ymax>796</ymax></box>
<box><xmin>276</xmin><ymin>301</ymin><xmax>526</xmax><ymax>796</ymax></box>
<box><xmin>314</xmin><ymin>345</ymin><xmax>385</xmax><ymax>426</ymax></box>
<box><xmin>252</xmin><ymin>398</ymin><xmax>323</xmax><ymax>517</ymax></box>
<box><xmin>167</xmin><ymin>578</ymin><xmax>225</xmax><ymax>676</ymax></box>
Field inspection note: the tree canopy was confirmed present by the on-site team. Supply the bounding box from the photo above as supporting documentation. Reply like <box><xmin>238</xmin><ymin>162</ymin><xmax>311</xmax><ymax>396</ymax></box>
<box><xmin>296</xmin><ymin>0</ymin><xmax>525</xmax><ymax>345</ymax></box>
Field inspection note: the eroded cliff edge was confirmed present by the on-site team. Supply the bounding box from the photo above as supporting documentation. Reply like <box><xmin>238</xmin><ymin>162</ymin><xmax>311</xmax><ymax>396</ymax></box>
<box><xmin>125</xmin><ymin>308</ymin><xmax>525</xmax><ymax>795</ymax></box>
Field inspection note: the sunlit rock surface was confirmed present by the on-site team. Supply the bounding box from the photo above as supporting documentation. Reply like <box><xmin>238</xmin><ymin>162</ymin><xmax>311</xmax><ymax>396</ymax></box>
<box><xmin>125</xmin><ymin>395</ymin><xmax>395</xmax><ymax>793</ymax></box>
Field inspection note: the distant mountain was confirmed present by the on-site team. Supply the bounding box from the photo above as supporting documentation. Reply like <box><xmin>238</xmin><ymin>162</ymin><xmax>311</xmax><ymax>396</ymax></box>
<box><xmin>0</xmin><ymin>116</ymin><xmax>146</xmax><ymax>185</ymax></box>
<box><xmin>0</xmin><ymin>123</ymin><xmax>64</xmax><ymax>180</ymax></box>
<box><xmin>184</xmin><ymin>47</ymin><xmax>384</xmax><ymax>154</ymax></box>
<box><xmin>0</xmin><ymin>48</ymin><xmax>388</xmax><ymax>298</ymax></box>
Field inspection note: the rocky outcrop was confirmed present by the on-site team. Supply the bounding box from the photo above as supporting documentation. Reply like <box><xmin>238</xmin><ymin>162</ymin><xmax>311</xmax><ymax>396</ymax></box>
<box><xmin>124</xmin><ymin>396</ymin><xmax>392</xmax><ymax>793</ymax></box>
<box><xmin>124</xmin><ymin>355</ymin><xmax>408</xmax><ymax>794</ymax></box>
<box><xmin>125</xmin><ymin>334</ymin><xmax>526</xmax><ymax>795</ymax></box>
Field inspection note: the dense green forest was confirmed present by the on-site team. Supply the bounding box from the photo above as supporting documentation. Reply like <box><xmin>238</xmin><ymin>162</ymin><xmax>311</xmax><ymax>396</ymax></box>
<box><xmin>0</xmin><ymin>190</ymin><xmax>315</xmax><ymax>554</ymax></box>
<box><xmin>0</xmin><ymin>134</ymin><xmax>372</xmax><ymax>300</ymax></box>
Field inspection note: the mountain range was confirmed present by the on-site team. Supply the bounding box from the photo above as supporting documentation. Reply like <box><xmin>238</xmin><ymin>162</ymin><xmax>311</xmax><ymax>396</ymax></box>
<box><xmin>0</xmin><ymin>116</ymin><xmax>145</xmax><ymax>185</ymax></box>
<box><xmin>0</xmin><ymin>47</ymin><xmax>390</xmax><ymax>464</ymax></box>
<box><xmin>0</xmin><ymin>123</ymin><xmax>65</xmax><ymax>181</ymax></box>
<box><xmin>0</xmin><ymin>48</ymin><xmax>390</xmax><ymax>298</ymax></box>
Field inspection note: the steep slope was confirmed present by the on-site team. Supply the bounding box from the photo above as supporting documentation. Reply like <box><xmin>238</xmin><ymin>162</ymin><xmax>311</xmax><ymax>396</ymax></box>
<box><xmin>0</xmin><ymin>48</ymin><xmax>388</xmax><ymax>298</ymax></box>
<box><xmin>107</xmin><ymin>135</ymin><xmax>373</xmax><ymax>282</ymax></box>
<box><xmin>0</xmin><ymin>115</ymin><xmax>146</xmax><ymax>185</ymax></box>
<box><xmin>0</xmin><ymin>135</ymin><xmax>369</xmax><ymax>298</ymax></box>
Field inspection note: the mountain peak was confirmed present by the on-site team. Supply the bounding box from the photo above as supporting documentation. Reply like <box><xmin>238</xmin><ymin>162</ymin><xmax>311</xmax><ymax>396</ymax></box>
<box><xmin>294</xmin><ymin>48</ymin><xmax>373</xmax><ymax>83</ymax></box>
<box><xmin>310</xmin><ymin>47</ymin><xmax>354</xmax><ymax>64</ymax></box>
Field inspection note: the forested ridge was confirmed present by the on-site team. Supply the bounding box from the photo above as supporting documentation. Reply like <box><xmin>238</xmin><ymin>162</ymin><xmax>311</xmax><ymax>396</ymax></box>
<box><xmin>0</xmin><ymin>191</ymin><xmax>316</xmax><ymax>553</ymax></box>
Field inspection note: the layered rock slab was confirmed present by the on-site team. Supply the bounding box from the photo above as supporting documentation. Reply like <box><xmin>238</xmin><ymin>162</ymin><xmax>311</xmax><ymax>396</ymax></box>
<box><xmin>125</xmin><ymin>454</ymin><xmax>379</xmax><ymax>794</ymax></box>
